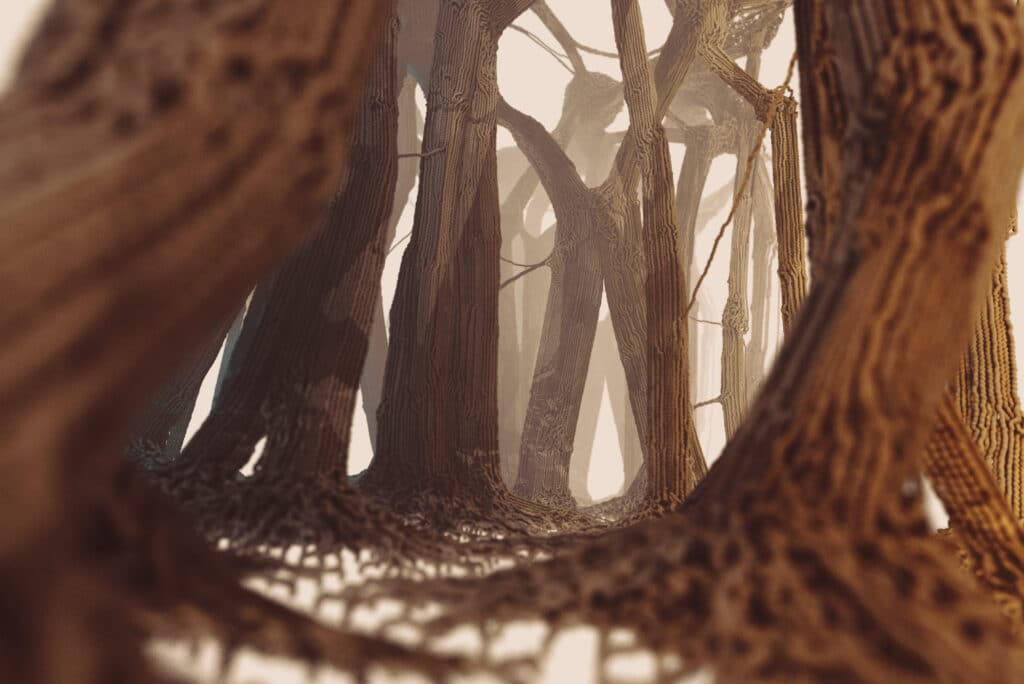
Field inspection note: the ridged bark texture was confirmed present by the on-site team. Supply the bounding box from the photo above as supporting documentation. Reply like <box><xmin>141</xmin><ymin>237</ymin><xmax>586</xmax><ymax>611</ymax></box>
<box><xmin>956</xmin><ymin>249</ymin><xmax>1024</xmax><ymax>520</ymax></box>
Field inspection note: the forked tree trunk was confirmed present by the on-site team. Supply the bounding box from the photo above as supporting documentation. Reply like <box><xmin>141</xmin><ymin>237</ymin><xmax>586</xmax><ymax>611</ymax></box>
<box><xmin>501</xmin><ymin>101</ymin><xmax>606</xmax><ymax>508</ymax></box>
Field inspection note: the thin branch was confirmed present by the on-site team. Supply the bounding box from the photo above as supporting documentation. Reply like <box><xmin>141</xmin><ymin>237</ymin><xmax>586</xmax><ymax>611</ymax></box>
<box><xmin>694</xmin><ymin>396</ymin><xmax>722</xmax><ymax>409</ymax></box>
<box><xmin>508</xmin><ymin>25</ymin><xmax>576</xmax><ymax>74</ymax></box>
<box><xmin>575</xmin><ymin>41</ymin><xmax>661</xmax><ymax>59</ymax></box>
<box><xmin>692</xmin><ymin>318</ymin><xmax>723</xmax><ymax>326</ymax></box>
<box><xmin>397</xmin><ymin>147</ymin><xmax>445</xmax><ymax>160</ymax></box>
<box><xmin>501</xmin><ymin>255</ymin><xmax>548</xmax><ymax>268</ymax></box>
<box><xmin>387</xmin><ymin>231</ymin><xmax>411</xmax><ymax>255</ymax></box>
<box><xmin>500</xmin><ymin>261</ymin><xmax>549</xmax><ymax>289</ymax></box>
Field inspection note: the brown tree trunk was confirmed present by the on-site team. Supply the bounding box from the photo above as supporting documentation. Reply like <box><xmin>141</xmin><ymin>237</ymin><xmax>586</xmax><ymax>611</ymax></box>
<box><xmin>771</xmin><ymin>96</ymin><xmax>809</xmax><ymax>331</ymax></box>
<box><xmin>359</xmin><ymin>75</ymin><xmax>421</xmax><ymax>456</ymax></box>
<box><xmin>746</xmin><ymin>157</ymin><xmax>777</xmax><ymax>401</ymax></box>
<box><xmin>363</xmin><ymin>0</ymin><xmax>538</xmax><ymax>518</ymax></box>
<box><xmin>127</xmin><ymin>313</ymin><xmax>233</xmax><ymax>468</ymax></box>
<box><xmin>0</xmin><ymin>1</ymin><xmax>423</xmax><ymax>681</ymax></box>
<box><xmin>955</xmin><ymin>248</ymin><xmax>1024</xmax><ymax>520</ymax></box>
<box><xmin>0</xmin><ymin>0</ymin><xmax>390</xmax><ymax>558</ymax></box>
<box><xmin>924</xmin><ymin>393</ymin><xmax>1024</xmax><ymax>626</ymax></box>
<box><xmin>612</xmin><ymin>0</ymin><xmax>702</xmax><ymax>503</ymax></box>
<box><xmin>501</xmin><ymin>101</ymin><xmax>606</xmax><ymax>508</ymax></box>
<box><xmin>719</xmin><ymin>118</ymin><xmax>757</xmax><ymax>438</ymax></box>
<box><xmin>793</xmin><ymin>0</ymin><xmax>845</xmax><ymax>286</ymax></box>
<box><xmin>168</xmin><ymin>19</ymin><xmax>401</xmax><ymax>502</ymax></box>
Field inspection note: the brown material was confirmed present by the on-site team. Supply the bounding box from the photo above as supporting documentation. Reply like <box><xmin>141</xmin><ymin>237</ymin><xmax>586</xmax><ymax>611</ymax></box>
<box><xmin>924</xmin><ymin>394</ymin><xmax>1024</xmax><ymax>626</ymax></box>
<box><xmin>955</xmin><ymin>248</ymin><xmax>1024</xmax><ymax>520</ymax></box>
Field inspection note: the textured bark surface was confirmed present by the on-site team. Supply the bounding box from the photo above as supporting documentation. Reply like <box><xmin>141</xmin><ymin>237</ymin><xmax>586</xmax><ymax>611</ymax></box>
<box><xmin>924</xmin><ymin>393</ymin><xmax>1024</xmax><ymax>626</ymax></box>
<box><xmin>501</xmin><ymin>100</ymin><xmax>605</xmax><ymax>508</ymax></box>
<box><xmin>360</xmin><ymin>76</ymin><xmax>422</xmax><ymax>455</ymax></box>
<box><xmin>770</xmin><ymin>97</ymin><xmax>808</xmax><ymax>331</ymax></box>
<box><xmin>956</xmin><ymin>248</ymin><xmax>1024</xmax><ymax>520</ymax></box>
<box><xmin>612</xmin><ymin>0</ymin><xmax>700</xmax><ymax>503</ymax></box>
<box><xmin>361</xmin><ymin>1</ymin><xmax>555</xmax><ymax>530</ymax></box>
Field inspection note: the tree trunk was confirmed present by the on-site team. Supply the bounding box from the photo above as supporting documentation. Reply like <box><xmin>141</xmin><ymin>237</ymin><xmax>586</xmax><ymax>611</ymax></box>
<box><xmin>500</xmin><ymin>101</ymin><xmax>606</xmax><ymax>508</ymax></box>
<box><xmin>955</xmin><ymin>248</ymin><xmax>1024</xmax><ymax>520</ymax></box>
<box><xmin>793</xmin><ymin>0</ymin><xmax>845</xmax><ymax>286</ymax></box>
<box><xmin>363</xmin><ymin>0</ymin><xmax>538</xmax><ymax>516</ymax></box>
<box><xmin>746</xmin><ymin>157</ymin><xmax>777</xmax><ymax>401</ymax></box>
<box><xmin>359</xmin><ymin>75</ymin><xmax>421</xmax><ymax>456</ymax></box>
<box><xmin>719</xmin><ymin>118</ymin><xmax>757</xmax><ymax>438</ymax></box>
<box><xmin>924</xmin><ymin>393</ymin><xmax>1024</xmax><ymax>626</ymax></box>
<box><xmin>169</xmin><ymin>18</ymin><xmax>401</xmax><ymax>504</ymax></box>
<box><xmin>771</xmin><ymin>96</ymin><xmax>809</xmax><ymax>331</ymax></box>
<box><xmin>127</xmin><ymin>314</ymin><xmax>234</xmax><ymax>469</ymax></box>
<box><xmin>612</xmin><ymin>0</ymin><xmax>702</xmax><ymax>503</ymax></box>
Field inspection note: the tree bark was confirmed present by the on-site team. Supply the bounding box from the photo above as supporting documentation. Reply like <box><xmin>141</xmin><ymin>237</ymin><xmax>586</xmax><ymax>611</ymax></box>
<box><xmin>127</xmin><ymin>313</ymin><xmax>234</xmax><ymax>468</ymax></box>
<box><xmin>169</xmin><ymin>19</ymin><xmax>401</xmax><ymax>498</ymax></box>
<box><xmin>612</xmin><ymin>0</ymin><xmax>702</xmax><ymax>502</ymax></box>
<box><xmin>359</xmin><ymin>75</ymin><xmax>421</xmax><ymax>456</ymax></box>
<box><xmin>363</xmin><ymin>0</ymin><xmax>537</xmax><ymax>514</ymax></box>
<box><xmin>501</xmin><ymin>101</ymin><xmax>606</xmax><ymax>508</ymax></box>
<box><xmin>955</xmin><ymin>248</ymin><xmax>1024</xmax><ymax>520</ymax></box>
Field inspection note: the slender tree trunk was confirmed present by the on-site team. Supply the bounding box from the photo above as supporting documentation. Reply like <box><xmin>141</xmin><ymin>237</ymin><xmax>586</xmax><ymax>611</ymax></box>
<box><xmin>719</xmin><ymin>118</ymin><xmax>757</xmax><ymax>438</ymax></box>
<box><xmin>613</xmin><ymin>0</ymin><xmax>702</xmax><ymax>502</ymax></box>
<box><xmin>924</xmin><ymin>393</ymin><xmax>1024</xmax><ymax>626</ymax></box>
<box><xmin>746</xmin><ymin>157</ymin><xmax>776</xmax><ymax>401</ymax></box>
<box><xmin>675</xmin><ymin>129</ymin><xmax>714</xmax><ymax>401</ymax></box>
<box><xmin>771</xmin><ymin>96</ymin><xmax>809</xmax><ymax>331</ymax></box>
